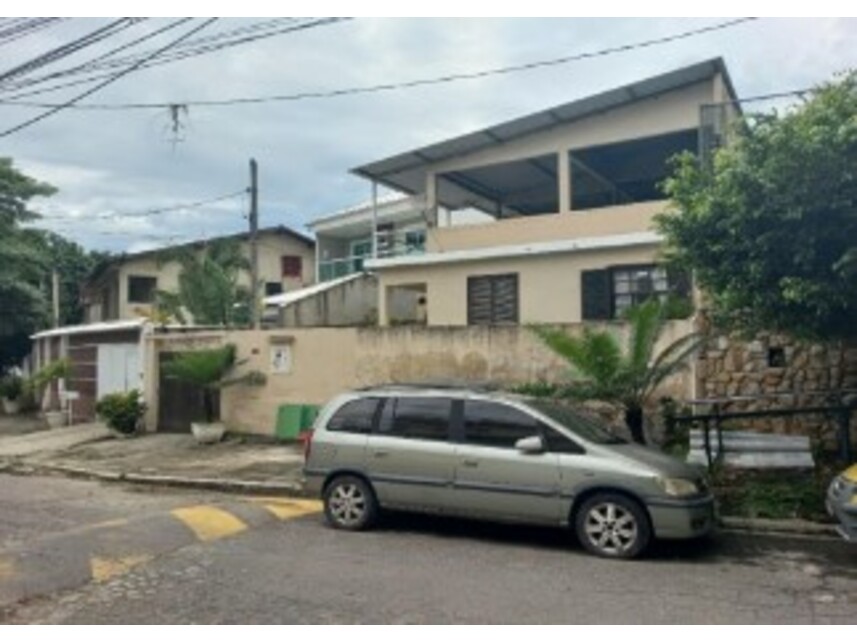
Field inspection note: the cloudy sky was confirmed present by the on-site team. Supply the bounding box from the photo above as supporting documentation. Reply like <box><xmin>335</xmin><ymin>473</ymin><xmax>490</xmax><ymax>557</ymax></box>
<box><xmin>2</xmin><ymin>17</ymin><xmax>854</xmax><ymax>254</ymax></box>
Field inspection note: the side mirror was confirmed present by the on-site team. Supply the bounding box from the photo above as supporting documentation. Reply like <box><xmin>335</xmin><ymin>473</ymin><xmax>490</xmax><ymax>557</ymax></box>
<box><xmin>515</xmin><ymin>435</ymin><xmax>544</xmax><ymax>454</ymax></box>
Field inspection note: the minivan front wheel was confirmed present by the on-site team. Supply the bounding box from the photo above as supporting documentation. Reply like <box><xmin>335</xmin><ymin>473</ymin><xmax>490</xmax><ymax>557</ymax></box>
<box><xmin>323</xmin><ymin>475</ymin><xmax>378</xmax><ymax>531</ymax></box>
<box><xmin>575</xmin><ymin>493</ymin><xmax>651</xmax><ymax>559</ymax></box>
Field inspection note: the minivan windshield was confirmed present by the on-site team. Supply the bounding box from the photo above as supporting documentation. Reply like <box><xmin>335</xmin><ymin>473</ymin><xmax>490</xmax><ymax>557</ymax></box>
<box><xmin>528</xmin><ymin>400</ymin><xmax>627</xmax><ymax>445</ymax></box>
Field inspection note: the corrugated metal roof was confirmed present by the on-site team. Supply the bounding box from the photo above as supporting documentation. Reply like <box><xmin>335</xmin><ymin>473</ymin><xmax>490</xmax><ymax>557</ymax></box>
<box><xmin>352</xmin><ymin>58</ymin><xmax>737</xmax><ymax>199</ymax></box>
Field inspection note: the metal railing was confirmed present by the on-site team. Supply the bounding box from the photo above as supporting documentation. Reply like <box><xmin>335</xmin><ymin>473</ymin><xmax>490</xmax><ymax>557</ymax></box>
<box><xmin>318</xmin><ymin>232</ymin><xmax>426</xmax><ymax>282</ymax></box>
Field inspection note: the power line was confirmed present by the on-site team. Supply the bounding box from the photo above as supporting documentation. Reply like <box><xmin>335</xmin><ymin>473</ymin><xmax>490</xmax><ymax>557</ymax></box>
<box><xmin>0</xmin><ymin>17</ymin><xmax>758</xmax><ymax>111</ymax></box>
<box><xmin>38</xmin><ymin>189</ymin><xmax>247</xmax><ymax>223</ymax></box>
<box><xmin>0</xmin><ymin>18</ymin><xmax>143</xmax><ymax>85</ymax></box>
<box><xmin>0</xmin><ymin>17</ymin><xmax>353</xmax><ymax>100</ymax></box>
<box><xmin>0</xmin><ymin>18</ymin><xmax>219</xmax><ymax>138</ymax></box>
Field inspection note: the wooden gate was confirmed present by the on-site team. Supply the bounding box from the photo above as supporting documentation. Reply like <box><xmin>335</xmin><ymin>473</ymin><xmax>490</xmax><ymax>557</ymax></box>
<box><xmin>157</xmin><ymin>352</ymin><xmax>219</xmax><ymax>433</ymax></box>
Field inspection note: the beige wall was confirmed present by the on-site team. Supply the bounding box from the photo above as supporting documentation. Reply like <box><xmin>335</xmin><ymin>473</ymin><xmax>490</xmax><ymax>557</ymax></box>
<box><xmin>427</xmin><ymin>201</ymin><xmax>664</xmax><ymax>253</ymax></box>
<box><xmin>110</xmin><ymin>232</ymin><xmax>315</xmax><ymax>320</ymax></box>
<box><xmin>147</xmin><ymin>322</ymin><xmax>694</xmax><ymax>436</ymax></box>
<box><xmin>377</xmin><ymin>243</ymin><xmax>662</xmax><ymax>327</ymax></box>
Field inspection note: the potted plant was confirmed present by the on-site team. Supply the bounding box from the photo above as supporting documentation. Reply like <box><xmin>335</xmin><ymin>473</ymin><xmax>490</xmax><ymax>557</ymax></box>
<box><xmin>30</xmin><ymin>359</ymin><xmax>71</xmax><ymax>429</ymax></box>
<box><xmin>162</xmin><ymin>344</ymin><xmax>265</xmax><ymax>444</ymax></box>
<box><xmin>0</xmin><ymin>374</ymin><xmax>24</xmax><ymax>415</ymax></box>
<box><xmin>95</xmin><ymin>389</ymin><xmax>146</xmax><ymax>438</ymax></box>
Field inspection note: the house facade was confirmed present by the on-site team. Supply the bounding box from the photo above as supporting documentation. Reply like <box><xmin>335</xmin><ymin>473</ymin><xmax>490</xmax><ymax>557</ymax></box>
<box><xmin>350</xmin><ymin>58</ymin><xmax>737</xmax><ymax>327</ymax></box>
<box><xmin>82</xmin><ymin>225</ymin><xmax>316</xmax><ymax>322</ymax></box>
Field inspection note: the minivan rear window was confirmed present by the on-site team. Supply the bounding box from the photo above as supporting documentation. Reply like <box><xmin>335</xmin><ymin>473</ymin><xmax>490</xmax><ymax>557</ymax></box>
<box><xmin>529</xmin><ymin>401</ymin><xmax>626</xmax><ymax>445</ymax></box>
<box><xmin>326</xmin><ymin>398</ymin><xmax>380</xmax><ymax>434</ymax></box>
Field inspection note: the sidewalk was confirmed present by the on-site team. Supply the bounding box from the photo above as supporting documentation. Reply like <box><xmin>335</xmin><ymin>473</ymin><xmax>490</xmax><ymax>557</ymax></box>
<box><xmin>0</xmin><ymin>420</ymin><xmax>306</xmax><ymax>493</ymax></box>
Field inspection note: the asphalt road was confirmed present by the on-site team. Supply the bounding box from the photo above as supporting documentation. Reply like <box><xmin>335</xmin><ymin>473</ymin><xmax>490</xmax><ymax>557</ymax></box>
<box><xmin>1</xmin><ymin>473</ymin><xmax>856</xmax><ymax>624</ymax></box>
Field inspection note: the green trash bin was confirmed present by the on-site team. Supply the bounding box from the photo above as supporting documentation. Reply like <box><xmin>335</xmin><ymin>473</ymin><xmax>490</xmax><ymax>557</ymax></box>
<box><xmin>276</xmin><ymin>403</ymin><xmax>321</xmax><ymax>440</ymax></box>
<box><xmin>275</xmin><ymin>404</ymin><xmax>304</xmax><ymax>440</ymax></box>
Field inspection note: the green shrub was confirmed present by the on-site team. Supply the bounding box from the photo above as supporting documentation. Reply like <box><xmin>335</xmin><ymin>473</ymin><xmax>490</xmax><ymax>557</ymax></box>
<box><xmin>0</xmin><ymin>374</ymin><xmax>24</xmax><ymax>401</ymax></box>
<box><xmin>509</xmin><ymin>380</ymin><xmax>560</xmax><ymax>398</ymax></box>
<box><xmin>95</xmin><ymin>389</ymin><xmax>146</xmax><ymax>435</ymax></box>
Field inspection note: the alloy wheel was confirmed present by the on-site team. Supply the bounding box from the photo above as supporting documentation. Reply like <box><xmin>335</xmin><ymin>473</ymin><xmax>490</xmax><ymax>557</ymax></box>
<box><xmin>583</xmin><ymin>501</ymin><xmax>639</xmax><ymax>556</ymax></box>
<box><xmin>328</xmin><ymin>482</ymin><xmax>367</xmax><ymax>528</ymax></box>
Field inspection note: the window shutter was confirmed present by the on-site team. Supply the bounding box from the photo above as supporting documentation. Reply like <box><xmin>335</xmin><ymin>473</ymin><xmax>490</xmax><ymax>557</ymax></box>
<box><xmin>281</xmin><ymin>255</ymin><xmax>302</xmax><ymax>278</ymax></box>
<box><xmin>491</xmin><ymin>275</ymin><xmax>518</xmax><ymax>323</ymax></box>
<box><xmin>467</xmin><ymin>277</ymin><xmax>493</xmax><ymax>325</ymax></box>
<box><xmin>581</xmin><ymin>269</ymin><xmax>611</xmax><ymax>320</ymax></box>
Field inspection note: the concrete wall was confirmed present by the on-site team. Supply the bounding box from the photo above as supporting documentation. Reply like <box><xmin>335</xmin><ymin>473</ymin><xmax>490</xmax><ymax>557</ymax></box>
<box><xmin>280</xmin><ymin>274</ymin><xmax>379</xmax><ymax>327</ymax></box>
<box><xmin>427</xmin><ymin>201</ymin><xmax>663</xmax><ymax>253</ymax></box>
<box><xmin>146</xmin><ymin>322</ymin><xmax>694</xmax><ymax>436</ymax></box>
<box><xmin>378</xmin><ymin>243</ymin><xmax>662</xmax><ymax>326</ymax></box>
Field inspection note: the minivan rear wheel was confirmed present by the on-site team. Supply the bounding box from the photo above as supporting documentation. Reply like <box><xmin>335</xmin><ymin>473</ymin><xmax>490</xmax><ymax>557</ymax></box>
<box><xmin>323</xmin><ymin>475</ymin><xmax>378</xmax><ymax>531</ymax></box>
<box><xmin>574</xmin><ymin>493</ymin><xmax>651</xmax><ymax>559</ymax></box>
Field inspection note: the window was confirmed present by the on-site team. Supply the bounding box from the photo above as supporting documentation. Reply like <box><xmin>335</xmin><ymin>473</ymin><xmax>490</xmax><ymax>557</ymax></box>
<box><xmin>463</xmin><ymin>401</ymin><xmax>543</xmax><ymax>449</ymax></box>
<box><xmin>404</xmin><ymin>230</ymin><xmax>426</xmax><ymax>253</ymax></box>
<box><xmin>379</xmin><ymin>397</ymin><xmax>451</xmax><ymax>442</ymax></box>
<box><xmin>281</xmin><ymin>255</ymin><xmax>303</xmax><ymax>279</ymax></box>
<box><xmin>581</xmin><ymin>265</ymin><xmax>691</xmax><ymax>320</ymax></box>
<box><xmin>127</xmin><ymin>275</ymin><xmax>157</xmax><ymax>304</ymax></box>
<box><xmin>529</xmin><ymin>401</ymin><xmax>625</xmax><ymax>445</ymax></box>
<box><xmin>467</xmin><ymin>274</ymin><xmax>519</xmax><ymax>325</ymax></box>
<box><xmin>542</xmin><ymin>428</ymin><xmax>585</xmax><ymax>454</ymax></box>
<box><xmin>327</xmin><ymin>398</ymin><xmax>380</xmax><ymax>434</ymax></box>
<box><xmin>265</xmin><ymin>282</ymin><xmax>283</xmax><ymax>297</ymax></box>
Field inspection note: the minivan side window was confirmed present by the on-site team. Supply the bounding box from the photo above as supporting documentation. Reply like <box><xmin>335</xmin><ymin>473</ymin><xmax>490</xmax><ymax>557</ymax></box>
<box><xmin>326</xmin><ymin>398</ymin><xmax>380</xmax><ymax>434</ymax></box>
<box><xmin>543</xmin><ymin>428</ymin><xmax>585</xmax><ymax>454</ymax></box>
<box><xmin>463</xmin><ymin>401</ymin><xmax>543</xmax><ymax>449</ymax></box>
<box><xmin>380</xmin><ymin>397</ymin><xmax>452</xmax><ymax>442</ymax></box>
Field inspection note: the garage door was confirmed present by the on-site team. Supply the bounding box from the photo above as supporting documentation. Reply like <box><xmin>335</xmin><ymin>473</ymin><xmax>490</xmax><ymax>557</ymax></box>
<box><xmin>96</xmin><ymin>344</ymin><xmax>141</xmax><ymax>398</ymax></box>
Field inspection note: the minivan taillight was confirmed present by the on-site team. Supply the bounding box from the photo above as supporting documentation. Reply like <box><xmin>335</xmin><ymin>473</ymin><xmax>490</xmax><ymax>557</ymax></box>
<box><xmin>298</xmin><ymin>429</ymin><xmax>314</xmax><ymax>462</ymax></box>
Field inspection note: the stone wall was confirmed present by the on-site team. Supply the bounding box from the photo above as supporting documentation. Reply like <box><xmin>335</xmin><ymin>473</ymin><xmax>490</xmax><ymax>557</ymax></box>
<box><xmin>695</xmin><ymin>332</ymin><xmax>857</xmax><ymax>438</ymax></box>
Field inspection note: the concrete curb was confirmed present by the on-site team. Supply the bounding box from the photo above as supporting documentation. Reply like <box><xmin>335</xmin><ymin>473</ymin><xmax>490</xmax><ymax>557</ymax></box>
<box><xmin>719</xmin><ymin>515</ymin><xmax>839</xmax><ymax>538</ymax></box>
<box><xmin>9</xmin><ymin>461</ymin><xmax>308</xmax><ymax>497</ymax></box>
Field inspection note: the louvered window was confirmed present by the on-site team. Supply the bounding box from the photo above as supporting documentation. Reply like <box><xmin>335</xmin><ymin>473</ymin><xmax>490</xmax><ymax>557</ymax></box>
<box><xmin>467</xmin><ymin>274</ymin><xmax>519</xmax><ymax>325</ymax></box>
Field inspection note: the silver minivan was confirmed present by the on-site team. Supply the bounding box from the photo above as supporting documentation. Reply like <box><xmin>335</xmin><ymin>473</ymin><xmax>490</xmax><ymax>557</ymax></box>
<box><xmin>303</xmin><ymin>386</ymin><xmax>714</xmax><ymax>559</ymax></box>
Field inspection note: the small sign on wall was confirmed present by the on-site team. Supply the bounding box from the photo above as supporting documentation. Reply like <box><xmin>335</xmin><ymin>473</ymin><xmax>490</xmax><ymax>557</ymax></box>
<box><xmin>270</xmin><ymin>345</ymin><xmax>293</xmax><ymax>374</ymax></box>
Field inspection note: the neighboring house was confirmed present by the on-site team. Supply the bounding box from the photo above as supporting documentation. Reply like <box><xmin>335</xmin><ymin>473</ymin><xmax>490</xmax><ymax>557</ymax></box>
<box><xmin>308</xmin><ymin>194</ymin><xmax>491</xmax><ymax>283</ymax></box>
<box><xmin>350</xmin><ymin>58</ymin><xmax>738</xmax><ymax>326</ymax></box>
<box><xmin>82</xmin><ymin>225</ymin><xmax>316</xmax><ymax>322</ymax></box>
<box><xmin>30</xmin><ymin>320</ymin><xmax>146</xmax><ymax>424</ymax></box>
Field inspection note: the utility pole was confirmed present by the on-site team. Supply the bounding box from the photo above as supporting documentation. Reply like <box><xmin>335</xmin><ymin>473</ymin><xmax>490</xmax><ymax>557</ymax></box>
<box><xmin>249</xmin><ymin>158</ymin><xmax>259</xmax><ymax>329</ymax></box>
<box><xmin>52</xmin><ymin>270</ymin><xmax>60</xmax><ymax>328</ymax></box>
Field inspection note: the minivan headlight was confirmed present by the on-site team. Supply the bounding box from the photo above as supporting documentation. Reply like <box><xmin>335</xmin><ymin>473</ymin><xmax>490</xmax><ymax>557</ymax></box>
<box><xmin>656</xmin><ymin>477</ymin><xmax>699</xmax><ymax>497</ymax></box>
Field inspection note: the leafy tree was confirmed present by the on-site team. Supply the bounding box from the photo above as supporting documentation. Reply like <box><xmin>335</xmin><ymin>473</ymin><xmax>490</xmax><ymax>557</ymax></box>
<box><xmin>657</xmin><ymin>72</ymin><xmax>857</xmax><ymax>340</ymax></box>
<box><xmin>533</xmin><ymin>299</ymin><xmax>702</xmax><ymax>444</ymax></box>
<box><xmin>154</xmin><ymin>238</ymin><xmax>252</xmax><ymax>327</ymax></box>
<box><xmin>0</xmin><ymin>158</ymin><xmax>55</xmax><ymax>370</ymax></box>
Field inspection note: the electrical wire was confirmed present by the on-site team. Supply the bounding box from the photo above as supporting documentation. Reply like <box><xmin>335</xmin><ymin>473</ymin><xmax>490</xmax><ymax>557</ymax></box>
<box><xmin>0</xmin><ymin>18</ymin><xmax>352</xmax><ymax>99</ymax></box>
<box><xmin>0</xmin><ymin>17</ymin><xmax>757</xmax><ymax>111</ymax></box>
<box><xmin>38</xmin><ymin>189</ymin><xmax>247</xmax><ymax>223</ymax></box>
<box><xmin>0</xmin><ymin>18</ymin><xmax>144</xmax><ymax>85</ymax></box>
<box><xmin>0</xmin><ymin>18</ymin><xmax>219</xmax><ymax>138</ymax></box>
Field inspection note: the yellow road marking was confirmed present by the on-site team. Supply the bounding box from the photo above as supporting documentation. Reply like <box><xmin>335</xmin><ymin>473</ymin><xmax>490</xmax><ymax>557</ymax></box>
<box><xmin>0</xmin><ymin>557</ymin><xmax>14</xmax><ymax>580</ymax></box>
<box><xmin>90</xmin><ymin>554</ymin><xmax>152</xmax><ymax>583</ymax></box>
<box><xmin>249</xmin><ymin>497</ymin><xmax>322</xmax><ymax>520</ymax></box>
<box><xmin>171</xmin><ymin>505</ymin><xmax>247</xmax><ymax>542</ymax></box>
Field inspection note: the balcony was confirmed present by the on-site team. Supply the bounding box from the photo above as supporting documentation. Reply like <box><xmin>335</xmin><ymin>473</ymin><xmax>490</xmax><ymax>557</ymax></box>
<box><xmin>426</xmin><ymin>200</ymin><xmax>665</xmax><ymax>253</ymax></box>
<box><xmin>318</xmin><ymin>230</ymin><xmax>426</xmax><ymax>281</ymax></box>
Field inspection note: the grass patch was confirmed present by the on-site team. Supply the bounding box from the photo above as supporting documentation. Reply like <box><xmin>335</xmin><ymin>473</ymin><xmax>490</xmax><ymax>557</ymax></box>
<box><xmin>712</xmin><ymin>468</ymin><xmax>835</xmax><ymax>522</ymax></box>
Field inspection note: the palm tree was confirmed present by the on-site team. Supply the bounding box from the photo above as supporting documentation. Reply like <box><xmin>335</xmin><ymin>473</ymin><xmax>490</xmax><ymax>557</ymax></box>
<box><xmin>154</xmin><ymin>239</ymin><xmax>252</xmax><ymax>327</ymax></box>
<box><xmin>533</xmin><ymin>298</ymin><xmax>703</xmax><ymax>444</ymax></box>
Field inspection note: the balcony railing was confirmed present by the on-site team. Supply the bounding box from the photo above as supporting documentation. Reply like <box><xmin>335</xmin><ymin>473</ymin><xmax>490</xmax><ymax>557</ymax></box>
<box><xmin>318</xmin><ymin>231</ymin><xmax>426</xmax><ymax>281</ymax></box>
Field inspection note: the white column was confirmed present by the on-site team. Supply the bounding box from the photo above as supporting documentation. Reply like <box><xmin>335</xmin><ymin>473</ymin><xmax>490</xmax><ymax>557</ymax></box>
<box><xmin>371</xmin><ymin>180</ymin><xmax>379</xmax><ymax>259</ymax></box>
<box><xmin>558</xmin><ymin>149</ymin><xmax>572</xmax><ymax>214</ymax></box>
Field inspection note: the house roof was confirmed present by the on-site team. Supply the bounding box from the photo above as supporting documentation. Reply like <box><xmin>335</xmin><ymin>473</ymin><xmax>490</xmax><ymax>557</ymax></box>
<box><xmin>86</xmin><ymin>224</ymin><xmax>315</xmax><ymax>286</ymax></box>
<box><xmin>31</xmin><ymin>319</ymin><xmax>145</xmax><ymax>340</ymax></box>
<box><xmin>263</xmin><ymin>272</ymin><xmax>367</xmax><ymax>308</ymax></box>
<box><xmin>351</xmin><ymin>58</ymin><xmax>738</xmax><ymax>200</ymax></box>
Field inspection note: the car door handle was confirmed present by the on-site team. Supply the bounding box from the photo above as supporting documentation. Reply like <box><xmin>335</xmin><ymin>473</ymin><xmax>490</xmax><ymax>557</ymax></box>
<box><xmin>372</xmin><ymin>450</ymin><xmax>390</xmax><ymax>458</ymax></box>
<box><xmin>462</xmin><ymin>459</ymin><xmax>479</xmax><ymax>467</ymax></box>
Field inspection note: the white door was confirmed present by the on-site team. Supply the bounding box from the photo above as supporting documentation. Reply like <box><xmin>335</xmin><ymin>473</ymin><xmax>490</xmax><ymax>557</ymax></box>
<box><xmin>97</xmin><ymin>344</ymin><xmax>141</xmax><ymax>398</ymax></box>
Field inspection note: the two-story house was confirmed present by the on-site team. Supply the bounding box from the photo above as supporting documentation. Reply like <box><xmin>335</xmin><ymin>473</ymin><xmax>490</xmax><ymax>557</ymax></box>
<box><xmin>82</xmin><ymin>225</ymin><xmax>316</xmax><ymax>322</ymax></box>
<box><xmin>351</xmin><ymin>58</ymin><xmax>738</xmax><ymax>326</ymax></box>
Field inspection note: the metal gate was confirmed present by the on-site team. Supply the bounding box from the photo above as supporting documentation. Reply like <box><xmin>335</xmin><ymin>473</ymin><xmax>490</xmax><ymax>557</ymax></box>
<box><xmin>157</xmin><ymin>352</ymin><xmax>218</xmax><ymax>433</ymax></box>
